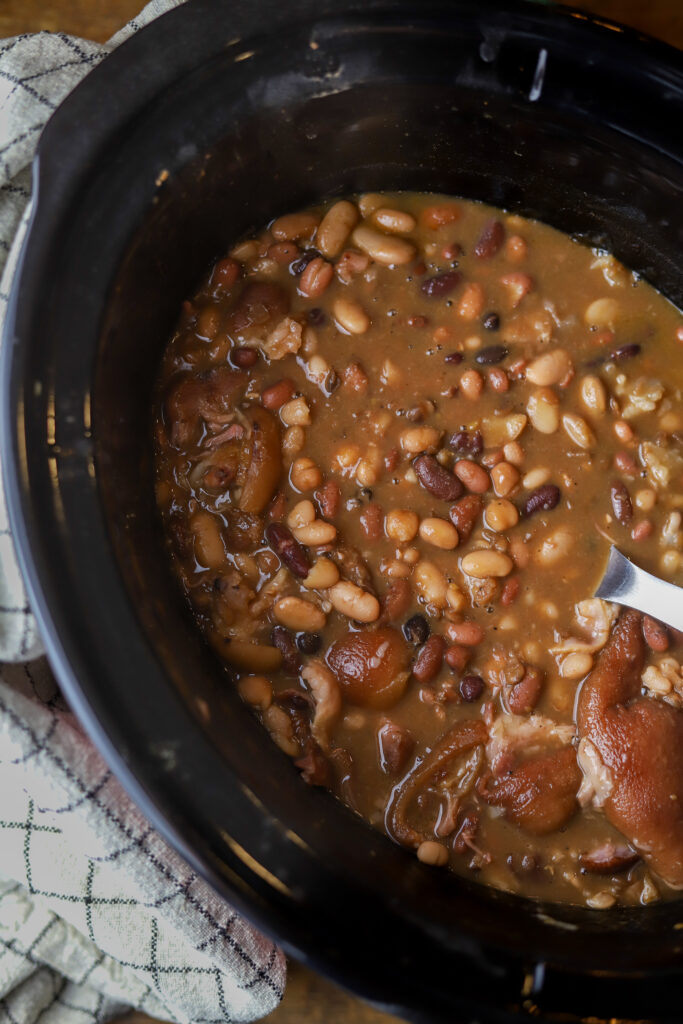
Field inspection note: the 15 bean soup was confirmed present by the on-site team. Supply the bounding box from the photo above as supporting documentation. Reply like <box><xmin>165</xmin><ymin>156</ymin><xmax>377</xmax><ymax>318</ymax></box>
<box><xmin>153</xmin><ymin>193</ymin><xmax>683</xmax><ymax>909</ymax></box>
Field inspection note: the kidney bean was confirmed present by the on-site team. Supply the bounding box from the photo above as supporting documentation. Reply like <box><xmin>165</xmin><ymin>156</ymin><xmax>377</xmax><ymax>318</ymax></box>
<box><xmin>445</xmin><ymin>645</ymin><xmax>471</xmax><ymax>671</ymax></box>
<box><xmin>454</xmin><ymin>459</ymin><xmax>490</xmax><ymax>494</ymax></box>
<box><xmin>475</xmin><ymin>344</ymin><xmax>508</xmax><ymax>365</ymax></box>
<box><xmin>378</xmin><ymin>719</ymin><xmax>415</xmax><ymax>774</ymax></box>
<box><xmin>360</xmin><ymin>502</ymin><xmax>384</xmax><ymax>541</ymax></box>
<box><xmin>614</xmin><ymin>451</ymin><xmax>638</xmax><ymax>476</ymax></box>
<box><xmin>579</xmin><ymin>843</ymin><xmax>639</xmax><ymax>875</ymax></box>
<box><xmin>381</xmin><ymin>579</ymin><xmax>412</xmax><ymax>624</ymax></box>
<box><xmin>315</xmin><ymin>480</ymin><xmax>341</xmax><ymax>519</ymax></box>
<box><xmin>474</xmin><ymin>219</ymin><xmax>505</xmax><ymax>259</ymax></box>
<box><xmin>610</xmin><ymin>343</ymin><xmax>641</xmax><ymax>362</ymax></box>
<box><xmin>420</xmin><ymin>270</ymin><xmax>462</xmax><ymax>298</ymax></box>
<box><xmin>482</xmin><ymin>312</ymin><xmax>500</xmax><ymax>330</ymax></box>
<box><xmin>447</xmin><ymin>621</ymin><xmax>485</xmax><ymax>646</ymax></box>
<box><xmin>403</xmin><ymin>614</ymin><xmax>430</xmax><ymax>645</ymax></box>
<box><xmin>459</xmin><ymin>674</ymin><xmax>484</xmax><ymax>701</ymax></box>
<box><xmin>610</xmin><ymin>480</ymin><xmax>633</xmax><ymax>525</ymax></box>
<box><xmin>414</xmin><ymin>455</ymin><xmax>464</xmax><ymax>501</ymax></box>
<box><xmin>231</xmin><ymin>346</ymin><xmax>258</xmax><ymax>368</ymax></box>
<box><xmin>412</xmin><ymin>635</ymin><xmax>446</xmax><ymax>684</ymax></box>
<box><xmin>444</xmin><ymin>351</ymin><xmax>464</xmax><ymax>365</ymax></box>
<box><xmin>523</xmin><ymin>484</ymin><xmax>561</xmax><ymax>517</ymax></box>
<box><xmin>296</xmin><ymin>632</ymin><xmax>322</xmax><ymax>654</ymax></box>
<box><xmin>262</xmin><ymin>378</ymin><xmax>295</xmax><ymax>410</ymax></box>
<box><xmin>449</xmin><ymin>430</ymin><xmax>483</xmax><ymax>456</ymax></box>
<box><xmin>271</xmin><ymin>625</ymin><xmax>301</xmax><ymax>675</ymax></box>
<box><xmin>449</xmin><ymin>494</ymin><xmax>483</xmax><ymax>543</ymax></box>
<box><xmin>500</xmin><ymin>577</ymin><xmax>520</xmax><ymax>605</ymax></box>
<box><xmin>265</xmin><ymin>522</ymin><xmax>311</xmax><ymax>578</ymax></box>
<box><xmin>643</xmin><ymin>615</ymin><xmax>669</xmax><ymax>652</ymax></box>
<box><xmin>507</xmin><ymin>667</ymin><xmax>544</xmax><ymax>714</ymax></box>
<box><xmin>631</xmin><ymin>519</ymin><xmax>653</xmax><ymax>542</ymax></box>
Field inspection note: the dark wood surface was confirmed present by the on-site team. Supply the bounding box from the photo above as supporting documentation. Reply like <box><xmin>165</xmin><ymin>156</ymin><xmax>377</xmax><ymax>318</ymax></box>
<box><xmin>1</xmin><ymin>0</ymin><xmax>679</xmax><ymax>1021</ymax></box>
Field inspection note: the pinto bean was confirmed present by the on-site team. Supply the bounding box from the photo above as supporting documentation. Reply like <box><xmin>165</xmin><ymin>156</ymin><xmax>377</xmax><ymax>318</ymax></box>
<box><xmin>507</xmin><ymin>667</ymin><xmax>544</xmax><ymax>714</ymax></box>
<box><xmin>447</xmin><ymin>621</ymin><xmax>485</xmax><ymax>646</ymax></box>
<box><xmin>414</xmin><ymin>455</ymin><xmax>464</xmax><ymax>501</ymax></box>
<box><xmin>454</xmin><ymin>460</ymin><xmax>490</xmax><ymax>494</ymax></box>
<box><xmin>265</xmin><ymin>522</ymin><xmax>311</xmax><ymax>578</ymax></box>
<box><xmin>316</xmin><ymin>200</ymin><xmax>359</xmax><ymax>257</ymax></box>
<box><xmin>381</xmin><ymin>579</ymin><xmax>413</xmax><ymax>624</ymax></box>
<box><xmin>474</xmin><ymin>219</ymin><xmax>505</xmax><ymax>259</ymax></box>
<box><xmin>610</xmin><ymin>481</ymin><xmax>633</xmax><ymax>525</ymax></box>
<box><xmin>299</xmin><ymin>257</ymin><xmax>333</xmax><ymax>298</ymax></box>
<box><xmin>412</xmin><ymin>635</ymin><xmax>445</xmax><ymax>684</ymax></box>
<box><xmin>449</xmin><ymin>495</ymin><xmax>483</xmax><ymax>542</ymax></box>
<box><xmin>446</xmin><ymin>645</ymin><xmax>471</xmax><ymax>671</ymax></box>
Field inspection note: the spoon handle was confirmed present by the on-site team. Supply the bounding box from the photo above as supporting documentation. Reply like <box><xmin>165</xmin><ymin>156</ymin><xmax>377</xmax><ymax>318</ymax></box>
<box><xmin>595</xmin><ymin>547</ymin><xmax>683</xmax><ymax>632</ymax></box>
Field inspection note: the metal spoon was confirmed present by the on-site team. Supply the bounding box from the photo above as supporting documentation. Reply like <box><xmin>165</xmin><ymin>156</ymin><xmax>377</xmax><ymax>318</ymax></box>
<box><xmin>595</xmin><ymin>546</ymin><xmax>683</xmax><ymax>631</ymax></box>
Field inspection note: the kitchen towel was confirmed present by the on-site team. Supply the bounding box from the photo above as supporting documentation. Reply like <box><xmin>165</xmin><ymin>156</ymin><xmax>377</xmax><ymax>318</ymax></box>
<box><xmin>0</xmin><ymin>4</ymin><xmax>286</xmax><ymax>1023</ymax></box>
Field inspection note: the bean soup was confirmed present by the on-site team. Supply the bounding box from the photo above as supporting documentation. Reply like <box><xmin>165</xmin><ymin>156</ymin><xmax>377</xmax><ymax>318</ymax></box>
<box><xmin>153</xmin><ymin>193</ymin><xmax>683</xmax><ymax>909</ymax></box>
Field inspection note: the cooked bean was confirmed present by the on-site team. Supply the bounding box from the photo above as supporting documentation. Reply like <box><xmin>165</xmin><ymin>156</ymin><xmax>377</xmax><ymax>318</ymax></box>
<box><xmin>611</xmin><ymin>343</ymin><xmax>641</xmax><ymax>361</ymax></box>
<box><xmin>414</xmin><ymin>455</ymin><xmax>464</xmax><ymax>500</ymax></box>
<box><xmin>562</xmin><ymin>412</ymin><xmax>595</xmax><ymax>450</ymax></box>
<box><xmin>287</xmin><ymin>499</ymin><xmax>315</xmax><ymax>530</ymax></box>
<box><xmin>262</xmin><ymin>378</ymin><xmax>295</xmax><ymax>410</ymax></box>
<box><xmin>461</xmin><ymin>550</ymin><xmax>513</xmax><ymax>578</ymax></box>
<box><xmin>482</xmin><ymin>312</ymin><xmax>500</xmax><ymax>330</ymax></box>
<box><xmin>460</xmin><ymin>675</ymin><xmax>485</xmax><ymax>702</ymax></box>
<box><xmin>526</xmin><ymin>349</ymin><xmax>572</xmax><ymax>386</ymax></box>
<box><xmin>372</xmin><ymin>208</ymin><xmax>416</xmax><ymax>233</ymax></box>
<box><xmin>444</xmin><ymin>351</ymin><xmax>464</xmax><ymax>365</ymax></box>
<box><xmin>274</xmin><ymin>596</ymin><xmax>327</xmax><ymax>632</ymax></box>
<box><xmin>191</xmin><ymin>510</ymin><xmax>225</xmax><ymax>569</ymax></box>
<box><xmin>265</xmin><ymin>522</ymin><xmax>311</xmax><ymax>578</ymax></box>
<box><xmin>417</xmin><ymin>840</ymin><xmax>449</xmax><ymax>866</ymax></box>
<box><xmin>333</xmin><ymin>296</ymin><xmax>370</xmax><ymax>335</ymax></box>
<box><xmin>271</xmin><ymin>211</ymin><xmax>319</xmax><ymax>241</ymax></box>
<box><xmin>488</xmin><ymin>368</ymin><xmax>509</xmax><ymax>393</ymax></box>
<box><xmin>413</xmin><ymin>561</ymin><xmax>448</xmax><ymax>607</ymax></box>
<box><xmin>419</xmin><ymin>517</ymin><xmax>459</xmax><ymax>550</ymax></box>
<box><xmin>352</xmin><ymin>224</ymin><xmax>416</xmax><ymax>265</ymax></box>
<box><xmin>458</xmin><ymin>282</ymin><xmax>485</xmax><ymax>320</ymax></box>
<box><xmin>454</xmin><ymin>460</ymin><xmax>490</xmax><ymax>494</ymax></box>
<box><xmin>580</xmin><ymin>374</ymin><xmax>607</xmax><ymax>415</ymax></box>
<box><xmin>449</xmin><ymin>430</ymin><xmax>484</xmax><ymax>456</ymax></box>
<box><xmin>303</xmin><ymin>557</ymin><xmax>340</xmax><ymax>590</ymax></box>
<box><xmin>403</xmin><ymin>614</ymin><xmax>430</xmax><ymax>645</ymax></box>
<box><xmin>421</xmin><ymin>203</ymin><xmax>461</xmax><ymax>229</ymax></box>
<box><xmin>449</xmin><ymin>494</ymin><xmax>483</xmax><ymax>542</ymax></box>
<box><xmin>420</xmin><ymin>270</ymin><xmax>462</xmax><ymax>298</ymax></box>
<box><xmin>360</xmin><ymin>502</ymin><xmax>384</xmax><ymax>541</ymax></box>
<box><xmin>231</xmin><ymin>346</ymin><xmax>258</xmax><ymax>368</ymax></box>
<box><xmin>280</xmin><ymin>396</ymin><xmax>311</xmax><ymax>427</ymax></box>
<box><xmin>316</xmin><ymin>200</ymin><xmax>359</xmax><ymax>257</ymax></box>
<box><xmin>412</xmin><ymin>635</ymin><xmax>445</xmax><ymax>684</ymax></box>
<box><xmin>490</xmin><ymin>462</ymin><xmax>519</xmax><ymax>498</ymax></box>
<box><xmin>643</xmin><ymin>615</ymin><xmax>669</xmax><ymax>652</ymax></box>
<box><xmin>459</xmin><ymin>368</ymin><xmax>484</xmax><ymax>400</ymax></box>
<box><xmin>328</xmin><ymin>580</ymin><xmax>380</xmax><ymax>622</ymax></box>
<box><xmin>237</xmin><ymin>675</ymin><xmax>273</xmax><ymax>710</ymax></box>
<box><xmin>378</xmin><ymin>719</ymin><xmax>415</xmax><ymax>774</ymax></box>
<box><xmin>523</xmin><ymin>484</ymin><xmax>561</xmax><ymax>517</ymax></box>
<box><xmin>447</xmin><ymin>620</ymin><xmax>485</xmax><ymax>646</ymax></box>
<box><xmin>610</xmin><ymin>481</ymin><xmax>633</xmax><ymax>525</ymax></box>
<box><xmin>400</xmin><ymin>427</ymin><xmax>441</xmax><ymax>455</ymax></box>
<box><xmin>385</xmin><ymin>509</ymin><xmax>420</xmax><ymax>543</ymax></box>
<box><xmin>579</xmin><ymin>843</ymin><xmax>639</xmax><ymax>875</ymax></box>
<box><xmin>290</xmin><ymin>456</ymin><xmax>323</xmax><ymax>492</ymax></box>
<box><xmin>559</xmin><ymin>652</ymin><xmax>593</xmax><ymax>679</ymax></box>
<box><xmin>527</xmin><ymin>389</ymin><xmax>560</xmax><ymax>434</ymax></box>
<box><xmin>474</xmin><ymin>219</ymin><xmax>505</xmax><ymax>259</ymax></box>
<box><xmin>270</xmin><ymin>624</ymin><xmax>301</xmax><ymax>675</ymax></box>
<box><xmin>484</xmin><ymin>498</ymin><xmax>519</xmax><ymax>532</ymax></box>
<box><xmin>293</xmin><ymin>519</ymin><xmax>337</xmax><ymax>546</ymax></box>
<box><xmin>299</xmin><ymin>257</ymin><xmax>333</xmax><ymax>298</ymax></box>
<box><xmin>225</xmin><ymin>640</ymin><xmax>283</xmax><ymax>673</ymax></box>
<box><xmin>584</xmin><ymin>297</ymin><xmax>618</xmax><ymax>327</ymax></box>
<box><xmin>475</xmin><ymin>344</ymin><xmax>508</xmax><ymax>365</ymax></box>
<box><xmin>534</xmin><ymin>526</ymin><xmax>574</xmax><ymax>567</ymax></box>
<box><xmin>507</xmin><ymin>667</ymin><xmax>544</xmax><ymax>714</ymax></box>
<box><xmin>297</xmin><ymin>631</ymin><xmax>322</xmax><ymax>654</ymax></box>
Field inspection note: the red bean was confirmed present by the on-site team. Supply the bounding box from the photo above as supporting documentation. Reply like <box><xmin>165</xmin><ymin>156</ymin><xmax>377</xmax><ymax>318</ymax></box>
<box><xmin>643</xmin><ymin>615</ymin><xmax>669</xmax><ymax>652</ymax></box>
<box><xmin>265</xmin><ymin>522</ymin><xmax>311</xmax><ymax>578</ymax></box>
<box><xmin>262</xmin><ymin>378</ymin><xmax>295</xmax><ymax>410</ymax></box>
<box><xmin>474</xmin><ymin>219</ymin><xmax>505</xmax><ymax>259</ymax></box>
<box><xmin>449</xmin><ymin>495</ymin><xmax>483</xmax><ymax>543</ymax></box>
<box><xmin>380</xmin><ymin>579</ymin><xmax>412</xmax><ymax>624</ymax></box>
<box><xmin>315</xmin><ymin>480</ymin><xmax>341</xmax><ymax>519</ymax></box>
<box><xmin>459</xmin><ymin>674</ymin><xmax>484</xmax><ymax>702</ymax></box>
<box><xmin>378</xmin><ymin>720</ymin><xmax>415</xmax><ymax>774</ymax></box>
<box><xmin>412</xmin><ymin>635</ymin><xmax>445</xmax><ymax>684</ymax></box>
<box><xmin>610</xmin><ymin>480</ymin><xmax>633</xmax><ymax>525</ymax></box>
<box><xmin>446</xmin><ymin>621</ymin><xmax>485</xmax><ymax>646</ymax></box>
<box><xmin>445</xmin><ymin>645</ymin><xmax>471</xmax><ymax>671</ymax></box>
<box><xmin>231</xmin><ymin>346</ymin><xmax>258</xmax><ymax>368</ymax></box>
<box><xmin>360</xmin><ymin>502</ymin><xmax>384</xmax><ymax>541</ymax></box>
<box><xmin>507</xmin><ymin>667</ymin><xmax>544</xmax><ymax>715</ymax></box>
<box><xmin>414</xmin><ymin>455</ymin><xmax>464</xmax><ymax>501</ymax></box>
<box><xmin>523</xmin><ymin>484</ymin><xmax>560</xmax><ymax>517</ymax></box>
<box><xmin>420</xmin><ymin>270</ymin><xmax>462</xmax><ymax>298</ymax></box>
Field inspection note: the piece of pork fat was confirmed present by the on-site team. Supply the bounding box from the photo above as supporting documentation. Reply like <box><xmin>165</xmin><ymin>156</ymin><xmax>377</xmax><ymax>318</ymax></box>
<box><xmin>577</xmin><ymin>608</ymin><xmax>683</xmax><ymax>887</ymax></box>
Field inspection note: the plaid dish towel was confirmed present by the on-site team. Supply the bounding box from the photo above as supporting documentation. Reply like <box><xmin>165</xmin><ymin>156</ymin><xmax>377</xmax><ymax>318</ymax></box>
<box><xmin>0</xmin><ymin>3</ymin><xmax>286</xmax><ymax>1023</ymax></box>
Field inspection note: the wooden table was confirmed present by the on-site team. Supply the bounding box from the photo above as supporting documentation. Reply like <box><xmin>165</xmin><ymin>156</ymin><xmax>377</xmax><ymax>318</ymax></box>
<box><xmin>1</xmin><ymin>1</ymin><xmax>679</xmax><ymax>1022</ymax></box>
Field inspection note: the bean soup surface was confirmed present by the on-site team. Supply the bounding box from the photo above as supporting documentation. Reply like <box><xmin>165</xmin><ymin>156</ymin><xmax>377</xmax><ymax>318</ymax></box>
<box><xmin>153</xmin><ymin>193</ymin><xmax>683</xmax><ymax>909</ymax></box>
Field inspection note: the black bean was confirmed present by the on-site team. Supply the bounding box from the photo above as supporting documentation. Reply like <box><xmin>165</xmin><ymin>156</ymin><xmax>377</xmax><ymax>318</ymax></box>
<box><xmin>448</xmin><ymin>430</ymin><xmax>483</xmax><ymax>456</ymax></box>
<box><xmin>296</xmin><ymin>632</ymin><xmax>322</xmax><ymax>654</ymax></box>
<box><xmin>265</xmin><ymin>522</ymin><xmax>311</xmax><ymax>578</ymax></box>
<box><xmin>420</xmin><ymin>270</ymin><xmax>462</xmax><ymax>298</ymax></box>
<box><xmin>460</xmin><ymin>674</ymin><xmax>484</xmax><ymax>702</ymax></box>
<box><xmin>444</xmin><ymin>351</ymin><xmax>464</xmax><ymax>365</ymax></box>
<box><xmin>306</xmin><ymin>306</ymin><xmax>327</xmax><ymax>326</ymax></box>
<box><xmin>523</xmin><ymin>484</ymin><xmax>561</xmax><ymax>517</ymax></box>
<box><xmin>610</xmin><ymin>480</ymin><xmax>633</xmax><ymax>524</ymax></box>
<box><xmin>414</xmin><ymin>454</ymin><xmax>464</xmax><ymax>501</ymax></box>
<box><xmin>290</xmin><ymin>248</ymin><xmax>321</xmax><ymax>275</ymax></box>
<box><xmin>475</xmin><ymin>344</ymin><xmax>508</xmax><ymax>365</ymax></box>
<box><xmin>474</xmin><ymin>219</ymin><xmax>505</xmax><ymax>259</ymax></box>
<box><xmin>403</xmin><ymin>614</ymin><xmax>430</xmax><ymax>645</ymax></box>
<box><xmin>271</xmin><ymin>626</ymin><xmax>301</xmax><ymax>675</ymax></box>
<box><xmin>482</xmin><ymin>312</ymin><xmax>500</xmax><ymax>331</ymax></box>
<box><xmin>610</xmin><ymin>343</ymin><xmax>641</xmax><ymax>362</ymax></box>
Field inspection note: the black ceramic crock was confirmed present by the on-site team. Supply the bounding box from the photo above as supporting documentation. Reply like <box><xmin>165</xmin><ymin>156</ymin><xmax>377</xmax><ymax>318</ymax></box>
<box><xmin>2</xmin><ymin>1</ymin><xmax>683</xmax><ymax>1020</ymax></box>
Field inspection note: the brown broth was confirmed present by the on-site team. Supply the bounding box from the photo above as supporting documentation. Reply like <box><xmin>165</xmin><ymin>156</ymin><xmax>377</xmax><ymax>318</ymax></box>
<box><xmin>153</xmin><ymin>193</ymin><xmax>683</xmax><ymax>909</ymax></box>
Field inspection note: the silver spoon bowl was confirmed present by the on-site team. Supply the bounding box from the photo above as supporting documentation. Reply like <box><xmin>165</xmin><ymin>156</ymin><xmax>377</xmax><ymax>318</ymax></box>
<box><xmin>595</xmin><ymin>546</ymin><xmax>683</xmax><ymax>631</ymax></box>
